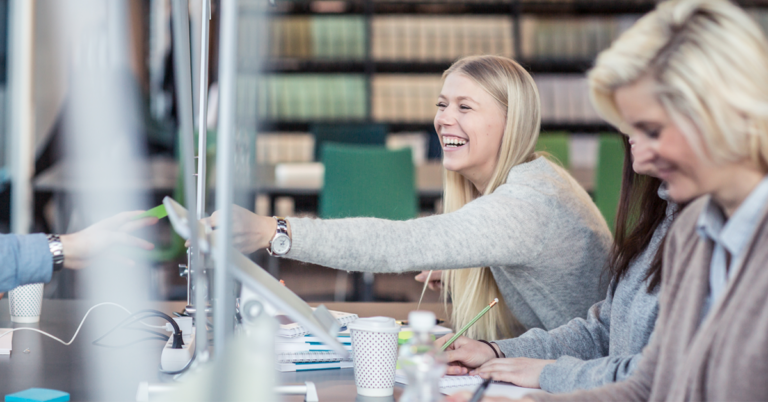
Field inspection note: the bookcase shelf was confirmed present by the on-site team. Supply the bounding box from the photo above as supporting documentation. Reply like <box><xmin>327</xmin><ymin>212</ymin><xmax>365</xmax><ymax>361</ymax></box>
<box><xmin>244</xmin><ymin>1</ymin><xmax>768</xmax><ymax>137</ymax></box>
<box><xmin>260</xmin><ymin>60</ymin><xmax>596</xmax><ymax>74</ymax></box>
<box><xmin>258</xmin><ymin>121</ymin><xmax>617</xmax><ymax>134</ymax></box>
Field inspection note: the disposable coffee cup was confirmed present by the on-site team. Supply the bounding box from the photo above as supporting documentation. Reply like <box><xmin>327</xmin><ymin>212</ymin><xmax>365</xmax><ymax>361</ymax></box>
<box><xmin>348</xmin><ymin>316</ymin><xmax>401</xmax><ymax>397</ymax></box>
<box><xmin>9</xmin><ymin>283</ymin><xmax>44</xmax><ymax>323</ymax></box>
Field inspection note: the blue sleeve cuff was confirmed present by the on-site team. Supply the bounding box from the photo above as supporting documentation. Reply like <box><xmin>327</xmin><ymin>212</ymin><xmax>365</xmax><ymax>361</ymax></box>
<box><xmin>0</xmin><ymin>233</ymin><xmax>53</xmax><ymax>292</ymax></box>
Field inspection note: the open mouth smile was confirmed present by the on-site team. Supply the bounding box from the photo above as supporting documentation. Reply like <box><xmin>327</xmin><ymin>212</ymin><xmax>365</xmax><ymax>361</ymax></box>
<box><xmin>442</xmin><ymin>135</ymin><xmax>468</xmax><ymax>149</ymax></box>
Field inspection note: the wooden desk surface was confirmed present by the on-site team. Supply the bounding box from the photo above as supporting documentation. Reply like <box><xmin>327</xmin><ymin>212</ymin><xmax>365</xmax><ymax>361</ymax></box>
<box><xmin>0</xmin><ymin>299</ymin><xmax>451</xmax><ymax>401</ymax></box>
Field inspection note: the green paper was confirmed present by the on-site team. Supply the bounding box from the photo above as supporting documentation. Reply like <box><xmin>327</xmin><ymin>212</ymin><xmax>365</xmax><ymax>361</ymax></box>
<box><xmin>133</xmin><ymin>204</ymin><xmax>167</xmax><ymax>220</ymax></box>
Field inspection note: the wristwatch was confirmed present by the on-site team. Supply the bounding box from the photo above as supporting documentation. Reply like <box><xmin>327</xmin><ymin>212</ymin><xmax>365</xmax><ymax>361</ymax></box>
<box><xmin>47</xmin><ymin>234</ymin><xmax>65</xmax><ymax>272</ymax></box>
<box><xmin>267</xmin><ymin>217</ymin><xmax>292</xmax><ymax>256</ymax></box>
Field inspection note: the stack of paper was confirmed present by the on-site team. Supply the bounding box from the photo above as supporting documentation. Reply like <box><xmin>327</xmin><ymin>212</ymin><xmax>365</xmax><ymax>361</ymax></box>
<box><xmin>275</xmin><ymin>310</ymin><xmax>358</xmax><ymax>372</ymax></box>
<box><xmin>0</xmin><ymin>329</ymin><xmax>12</xmax><ymax>355</ymax></box>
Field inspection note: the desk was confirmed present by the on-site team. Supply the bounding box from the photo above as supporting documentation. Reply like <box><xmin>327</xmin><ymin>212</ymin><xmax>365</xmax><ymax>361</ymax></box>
<box><xmin>0</xmin><ymin>299</ymin><xmax>450</xmax><ymax>401</ymax></box>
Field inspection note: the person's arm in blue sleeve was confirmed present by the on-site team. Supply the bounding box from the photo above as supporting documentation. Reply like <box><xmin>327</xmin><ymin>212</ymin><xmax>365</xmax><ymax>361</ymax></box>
<box><xmin>0</xmin><ymin>211</ymin><xmax>160</xmax><ymax>294</ymax></box>
<box><xmin>0</xmin><ymin>233</ymin><xmax>54</xmax><ymax>293</ymax></box>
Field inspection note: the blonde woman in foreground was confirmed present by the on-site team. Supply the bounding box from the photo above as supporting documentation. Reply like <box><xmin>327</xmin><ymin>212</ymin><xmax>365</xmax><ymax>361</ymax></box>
<box><xmin>448</xmin><ymin>0</ymin><xmax>768</xmax><ymax>401</ymax></box>
<box><xmin>208</xmin><ymin>55</ymin><xmax>612</xmax><ymax>341</ymax></box>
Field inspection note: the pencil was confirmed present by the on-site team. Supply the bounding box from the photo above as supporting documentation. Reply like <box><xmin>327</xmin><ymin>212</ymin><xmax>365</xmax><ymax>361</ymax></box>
<box><xmin>440</xmin><ymin>298</ymin><xmax>499</xmax><ymax>352</ymax></box>
<box><xmin>468</xmin><ymin>377</ymin><xmax>493</xmax><ymax>402</ymax></box>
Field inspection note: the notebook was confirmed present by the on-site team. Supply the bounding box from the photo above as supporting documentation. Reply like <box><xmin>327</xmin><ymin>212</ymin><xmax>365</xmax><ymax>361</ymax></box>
<box><xmin>278</xmin><ymin>309</ymin><xmax>358</xmax><ymax>338</ymax></box>
<box><xmin>278</xmin><ymin>360</ymin><xmax>354</xmax><ymax>372</ymax></box>
<box><xmin>276</xmin><ymin>342</ymin><xmax>353</xmax><ymax>353</ymax></box>
<box><xmin>441</xmin><ymin>382</ymin><xmax>541</xmax><ymax>398</ymax></box>
<box><xmin>0</xmin><ymin>329</ymin><xmax>12</xmax><ymax>355</ymax></box>
<box><xmin>395</xmin><ymin>370</ymin><xmax>483</xmax><ymax>388</ymax></box>
<box><xmin>277</xmin><ymin>351</ymin><xmax>353</xmax><ymax>363</ymax></box>
<box><xmin>396</xmin><ymin>370</ymin><xmax>540</xmax><ymax>397</ymax></box>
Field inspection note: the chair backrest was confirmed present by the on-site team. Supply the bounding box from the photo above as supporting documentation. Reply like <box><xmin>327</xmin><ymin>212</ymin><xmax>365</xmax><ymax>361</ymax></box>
<box><xmin>320</xmin><ymin>143</ymin><xmax>417</xmax><ymax>220</ymax></box>
<box><xmin>310</xmin><ymin>123</ymin><xmax>388</xmax><ymax>161</ymax></box>
<box><xmin>535</xmin><ymin>132</ymin><xmax>570</xmax><ymax>168</ymax></box>
<box><xmin>594</xmin><ymin>133</ymin><xmax>625</xmax><ymax>232</ymax></box>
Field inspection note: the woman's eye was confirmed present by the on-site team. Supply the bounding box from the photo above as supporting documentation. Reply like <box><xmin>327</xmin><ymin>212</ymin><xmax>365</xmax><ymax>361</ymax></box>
<box><xmin>460</xmin><ymin>105</ymin><xmax>471</xmax><ymax>110</ymax></box>
<box><xmin>645</xmin><ymin>130</ymin><xmax>660</xmax><ymax>139</ymax></box>
<box><xmin>436</xmin><ymin>103</ymin><xmax>446</xmax><ymax>108</ymax></box>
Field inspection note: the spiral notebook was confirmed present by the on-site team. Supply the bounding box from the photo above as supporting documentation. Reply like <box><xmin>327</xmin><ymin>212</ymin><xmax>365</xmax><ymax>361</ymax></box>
<box><xmin>278</xmin><ymin>309</ymin><xmax>358</xmax><ymax>338</ymax></box>
<box><xmin>395</xmin><ymin>370</ymin><xmax>483</xmax><ymax>388</ymax></box>
<box><xmin>277</xmin><ymin>351</ymin><xmax>353</xmax><ymax>363</ymax></box>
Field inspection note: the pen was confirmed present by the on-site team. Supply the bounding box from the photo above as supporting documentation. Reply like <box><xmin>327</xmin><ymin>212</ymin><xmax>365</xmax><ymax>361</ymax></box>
<box><xmin>440</xmin><ymin>298</ymin><xmax>499</xmax><ymax>352</ymax></box>
<box><xmin>468</xmin><ymin>377</ymin><xmax>492</xmax><ymax>402</ymax></box>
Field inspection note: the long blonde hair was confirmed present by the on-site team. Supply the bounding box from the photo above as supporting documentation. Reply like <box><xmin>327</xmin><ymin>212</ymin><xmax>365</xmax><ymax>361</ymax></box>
<box><xmin>589</xmin><ymin>0</ymin><xmax>768</xmax><ymax>172</ymax></box>
<box><xmin>439</xmin><ymin>55</ymin><xmax>541</xmax><ymax>340</ymax></box>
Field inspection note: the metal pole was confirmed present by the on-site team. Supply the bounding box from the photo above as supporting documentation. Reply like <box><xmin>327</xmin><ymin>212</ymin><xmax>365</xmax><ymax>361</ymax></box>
<box><xmin>196</xmin><ymin>0</ymin><xmax>210</xmax><ymax>220</ymax></box>
<box><xmin>171</xmin><ymin>0</ymin><xmax>208</xmax><ymax>361</ymax></box>
<box><xmin>214</xmin><ymin>0</ymin><xmax>238</xmax><ymax>356</ymax></box>
<box><xmin>8</xmin><ymin>0</ymin><xmax>35</xmax><ymax>235</ymax></box>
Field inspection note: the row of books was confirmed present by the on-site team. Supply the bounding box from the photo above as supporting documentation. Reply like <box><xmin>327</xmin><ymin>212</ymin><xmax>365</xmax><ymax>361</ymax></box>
<box><xmin>256</xmin><ymin>131</ymin><xmax>430</xmax><ymax>165</ymax></box>
<box><xmin>520</xmin><ymin>15</ymin><xmax>637</xmax><ymax>60</ymax></box>
<box><xmin>237</xmin><ymin>73</ymin><xmax>601</xmax><ymax>124</ymax></box>
<box><xmin>240</xmin><ymin>16</ymin><xmax>367</xmax><ymax>63</ymax></box>
<box><xmin>372</xmin><ymin>74</ymin><xmax>601</xmax><ymax>124</ymax></box>
<box><xmin>239</xmin><ymin>74</ymin><xmax>368</xmax><ymax>122</ymax></box>
<box><xmin>237</xmin><ymin>15</ymin><xmax>641</xmax><ymax>63</ymax></box>
<box><xmin>371</xmin><ymin>16</ymin><xmax>514</xmax><ymax>61</ymax></box>
<box><xmin>371</xmin><ymin>75</ymin><xmax>443</xmax><ymax>123</ymax></box>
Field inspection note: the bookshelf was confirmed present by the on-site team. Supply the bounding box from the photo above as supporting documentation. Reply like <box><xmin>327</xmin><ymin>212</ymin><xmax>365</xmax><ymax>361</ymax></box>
<box><xmin>236</xmin><ymin>1</ymin><xmax>768</xmax><ymax>164</ymax></box>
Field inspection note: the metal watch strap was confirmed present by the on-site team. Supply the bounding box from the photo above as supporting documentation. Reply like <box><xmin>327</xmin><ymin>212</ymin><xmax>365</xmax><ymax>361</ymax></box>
<box><xmin>267</xmin><ymin>216</ymin><xmax>290</xmax><ymax>256</ymax></box>
<box><xmin>47</xmin><ymin>234</ymin><xmax>65</xmax><ymax>272</ymax></box>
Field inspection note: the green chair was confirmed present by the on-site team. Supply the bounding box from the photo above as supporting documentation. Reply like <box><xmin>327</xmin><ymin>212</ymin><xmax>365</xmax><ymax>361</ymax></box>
<box><xmin>594</xmin><ymin>134</ymin><xmax>625</xmax><ymax>232</ymax></box>
<box><xmin>310</xmin><ymin>123</ymin><xmax>389</xmax><ymax>161</ymax></box>
<box><xmin>535</xmin><ymin>132</ymin><xmax>570</xmax><ymax>168</ymax></box>
<box><xmin>320</xmin><ymin>143</ymin><xmax>417</xmax><ymax>301</ymax></box>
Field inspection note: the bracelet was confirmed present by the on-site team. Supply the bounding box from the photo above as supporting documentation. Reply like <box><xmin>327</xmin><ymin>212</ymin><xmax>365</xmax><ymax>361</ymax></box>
<box><xmin>478</xmin><ymin>339</ymin><xmax>500</xmax><ymax>359</ymax></box>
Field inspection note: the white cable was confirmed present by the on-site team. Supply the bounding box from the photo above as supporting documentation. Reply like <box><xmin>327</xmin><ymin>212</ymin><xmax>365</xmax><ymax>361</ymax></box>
<box><xmin>0</xmin><ymin>302</ymin><xmax>168</xmax><ymax>346</ymax></box>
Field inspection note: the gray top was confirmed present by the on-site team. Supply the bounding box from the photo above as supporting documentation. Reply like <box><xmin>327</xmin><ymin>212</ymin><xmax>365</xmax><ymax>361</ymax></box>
<box><xmin>0</xmin><ymin>233</ymin><xmax>53</xmax><ymax>293</ymax></box>
<box><xmin>697</xmin><ymin>175</ymin><xmax>768</xmax><ymax>324</ymax></box>
<box><xmin>287</xmin><ymin>157</ymin><xmax>613</xmax><ymax>331</ymax></box>
<box><xmin>495</xmin><ymin>186</ymin><xmax>677</xmax><ymax>393</ymax></box>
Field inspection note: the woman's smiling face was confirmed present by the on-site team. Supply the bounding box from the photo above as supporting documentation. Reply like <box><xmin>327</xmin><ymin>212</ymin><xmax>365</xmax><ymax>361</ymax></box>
<box><xmin>614</xmin><ymin>77</ymin><xmax>717</xmax><ymax>203</ymax></box>
<box><xmin>434</xmin><ymin>72</ymin><xmax>507</xmax><ymax>192</ymax></box>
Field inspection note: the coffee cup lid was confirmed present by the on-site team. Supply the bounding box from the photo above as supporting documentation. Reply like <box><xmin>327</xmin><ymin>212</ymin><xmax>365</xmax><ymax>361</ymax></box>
<box><xmin>347</xmin><ymin>316</ymin><xmax>400</xmax><ymax>333</ymax></box>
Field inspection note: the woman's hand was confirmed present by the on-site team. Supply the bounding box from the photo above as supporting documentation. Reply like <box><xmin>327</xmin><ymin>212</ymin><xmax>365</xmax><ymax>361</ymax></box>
<box><xmin>435</xmin><ymin>334</ymin><xmax>500</xmax><ymax>375</ymax></box>
<box><xmin>203</xmin><ymin>205</ymin><xmax>285</xmax><ymax>255</ymax></box>
<box><xmin>469</xmin><ymin>357</ymin><xmax>554</xmax><ymax>389</ymax></box>
<box><xmin>59</xmin><ymin>211</ymin><xmax>158</xmax><ymax>269</ymax></box>
<box><xmin>444</xmin><ymin>391</ymin><xmax>535</xmax><ymax>402</ymax></box>
<box><xmin>415</xmin><ymin>270</ymin><xmax>443</xmax><ymax>291</ymax></box>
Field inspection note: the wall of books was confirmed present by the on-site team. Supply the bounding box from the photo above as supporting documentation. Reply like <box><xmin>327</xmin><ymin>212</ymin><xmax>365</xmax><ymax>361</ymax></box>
<box><xmin>234</xmin><ymin>2</ymin><xmax>768</xmax><ymax>169</ymax></box>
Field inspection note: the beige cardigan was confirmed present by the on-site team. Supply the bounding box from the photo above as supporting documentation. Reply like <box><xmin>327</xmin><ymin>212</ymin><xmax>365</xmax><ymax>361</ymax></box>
<box><xmin>532</xmin><ymin>196</ymin><xmax>768</xmax><ymax>402</ymax></box>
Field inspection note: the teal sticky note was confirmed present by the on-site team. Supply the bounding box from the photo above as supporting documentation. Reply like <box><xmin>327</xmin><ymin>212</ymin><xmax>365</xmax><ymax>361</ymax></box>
<box><xmin>132</xmin><ymin>204</ymin><xmax>167</xmax><ymax>221</ymax></box>
<box><xmin>5</xmin><ymin>388</ymin><xmax>70</xmax><ymax>402</ymax></box>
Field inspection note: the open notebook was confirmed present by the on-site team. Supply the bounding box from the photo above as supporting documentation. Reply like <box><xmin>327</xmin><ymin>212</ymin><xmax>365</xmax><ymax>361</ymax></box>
<box><xmin>395</xmin><ymin>371</ymin><xmax>540</xmax><ymax>397</ymax></box>
<box><xmin>396</xmin><ymin>370</ymin><xmax>484</xmax><ymax>389</ymax></box>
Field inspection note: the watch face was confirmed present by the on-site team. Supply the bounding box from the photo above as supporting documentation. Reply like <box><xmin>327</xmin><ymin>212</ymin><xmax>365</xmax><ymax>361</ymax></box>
<box><xmin>272</xmin><ymin>234</ymin><xmax>291</xmax><ymax>255</ymax></box>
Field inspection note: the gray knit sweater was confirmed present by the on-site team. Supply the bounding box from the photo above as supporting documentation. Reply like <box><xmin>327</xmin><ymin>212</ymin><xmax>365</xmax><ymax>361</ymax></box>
<box><xmin>495</xmin><ymin>186</ymin><xmax>677</xmax><ymax>393</ymax></box>
<box><xmin>286</xmin><ymin>157</ymin><xmax>613</xmax><ymax>331</ymax></box>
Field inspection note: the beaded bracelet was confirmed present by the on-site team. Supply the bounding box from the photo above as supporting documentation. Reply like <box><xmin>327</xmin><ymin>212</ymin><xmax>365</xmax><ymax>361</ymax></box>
<box><xmin>478</xmin><ymin>339</ymin><xmax>500</xmax><ymax>359</ymax></box>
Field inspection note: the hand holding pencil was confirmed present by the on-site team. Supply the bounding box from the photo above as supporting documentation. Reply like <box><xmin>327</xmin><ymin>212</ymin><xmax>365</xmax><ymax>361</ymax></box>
<box><xmin>435</xmin><ymin>298</ymin><xmax>503</xmax><ymax>375</ymax></box>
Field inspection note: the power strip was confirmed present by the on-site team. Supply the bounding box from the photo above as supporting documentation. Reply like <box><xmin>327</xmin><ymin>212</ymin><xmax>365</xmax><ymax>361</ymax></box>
<box><xmin>160</xmin><ymin>316</ymin><xmax>195</xmax><ymax>373</ymax></box>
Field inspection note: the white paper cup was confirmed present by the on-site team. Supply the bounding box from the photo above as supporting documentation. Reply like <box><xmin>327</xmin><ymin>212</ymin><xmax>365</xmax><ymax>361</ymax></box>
<box><xmin>9</xmin><ymin>283</ymin><xmax>44</xmax><ymax>323</ymax></box>
<box><xmin>348</xmin><ymin>316</ymin><xmax>400</xmax><ymax>397</ymax></box>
